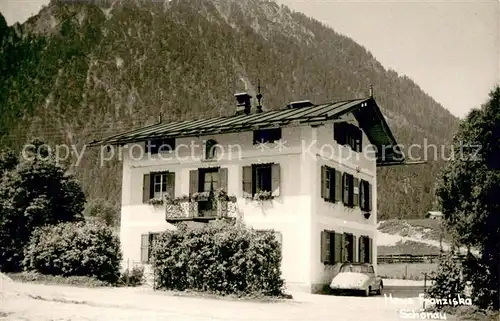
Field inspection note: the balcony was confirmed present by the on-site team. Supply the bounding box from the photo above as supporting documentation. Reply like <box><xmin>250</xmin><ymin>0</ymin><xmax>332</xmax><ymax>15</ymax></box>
<box><xmin>165</xmin><ymin>193</ymin><xmax>237</xmax><ymax>223</ymax></box>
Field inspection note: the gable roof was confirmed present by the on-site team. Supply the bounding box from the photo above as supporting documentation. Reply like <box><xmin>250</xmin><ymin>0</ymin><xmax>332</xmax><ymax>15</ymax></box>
<box><xmin>89</xmin><ymin>97</ymin><xmax>403</xmax><ymax>164</ymax></box>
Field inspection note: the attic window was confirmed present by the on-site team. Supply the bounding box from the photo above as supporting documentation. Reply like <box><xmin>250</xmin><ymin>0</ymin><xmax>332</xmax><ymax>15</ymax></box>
<box><xmin>253</xmin><ymin>128</ymin><xmax>282</xmax><ymax>144</ymax></box>
<box><xmin>205</xmin><ymin>139</ymin><xmax>218</xmax><ymax>160</ymax></box>
<box><xmin>147</xmin><ymin>138</ymin><xmax>175</xmax><ymax>154</ymax></box>
<box><xmin>334</xmin><ymin>122</ymin><xmax>362</xmax><ymax>152</ymax></box>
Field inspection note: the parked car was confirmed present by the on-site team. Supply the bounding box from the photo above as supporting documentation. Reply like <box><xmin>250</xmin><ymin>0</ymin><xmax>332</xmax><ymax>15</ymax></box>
<box><xmin>329</xmin><ymin>262</ymin><xmax>383</xmax><ymax>296</ymax></box>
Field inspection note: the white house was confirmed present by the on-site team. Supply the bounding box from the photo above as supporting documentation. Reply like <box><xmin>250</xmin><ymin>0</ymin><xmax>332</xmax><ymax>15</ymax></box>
<box><xmin>90</xmin><ymin>92</ymin><xmax>404</xmax><ymax>293</ymax></box>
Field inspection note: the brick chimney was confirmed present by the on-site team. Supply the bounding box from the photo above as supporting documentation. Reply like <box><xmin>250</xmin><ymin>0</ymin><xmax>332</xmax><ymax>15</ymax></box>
<box><xmin>235</xmin><ymin>93</ymin><xmax>252</xmax><ymax>115</ymax></box>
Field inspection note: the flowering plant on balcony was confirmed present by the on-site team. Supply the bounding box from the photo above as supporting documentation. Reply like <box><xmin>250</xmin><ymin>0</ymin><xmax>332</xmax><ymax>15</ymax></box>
<box><xmin>148</xmin><ymin>194</ymin><xmax>169</xmax><ymax>206</ymax></box>
<box><xmin>169</xmin><ymin>195</ymin><xmax>190</xmax><ymax>205</ymax></box>
<box><xmin>214</xmin><ymin>188</ymin><xmax>237</xmax><ymax>202</ymax></box>
<box><xmin>253</xmin><ymin>190</ymin><xmax>273</xmax><ymax>201</ymax></box>
<box><xmin>191</xmin><ymin>191</ymin><xmax>210</xmax><ymax>201</ymax></box>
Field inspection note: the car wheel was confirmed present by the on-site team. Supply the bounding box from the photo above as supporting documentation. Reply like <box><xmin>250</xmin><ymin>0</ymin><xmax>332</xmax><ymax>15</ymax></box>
<box><xmin>376</xmin><ymin>283</ymin><xmax>383</xmax><ymax>295</ymax></box>
<box><xmin>364</xmin><ymin>287</ymin><xmax>370</xmax><ymax>297</ymax></box>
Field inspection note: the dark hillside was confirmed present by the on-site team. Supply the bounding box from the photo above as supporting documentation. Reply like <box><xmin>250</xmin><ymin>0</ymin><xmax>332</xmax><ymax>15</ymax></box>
<box><xmin>0</xmin><ymin>0</ymin><xmax>459</xmax><ymax>220</ymax></box>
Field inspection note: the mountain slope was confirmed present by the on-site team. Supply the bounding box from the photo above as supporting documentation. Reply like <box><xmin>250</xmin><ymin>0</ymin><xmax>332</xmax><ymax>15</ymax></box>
<box><xmin>0</xmin><ymin>0</ymin><xmax>459</xmax><ymax>220</ymax></box>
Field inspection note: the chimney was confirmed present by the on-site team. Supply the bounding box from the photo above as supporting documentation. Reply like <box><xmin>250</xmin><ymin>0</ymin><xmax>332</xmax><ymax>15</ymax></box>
<box><xmin>235</xmin><ymin>93</ymin><xmax>252</xmax><ymax>115</ymax></box>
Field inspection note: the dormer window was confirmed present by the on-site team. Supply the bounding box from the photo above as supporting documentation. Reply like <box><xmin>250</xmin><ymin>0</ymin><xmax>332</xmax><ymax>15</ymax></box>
<box><xmin>205</xmin><ymin>139</ymin><xmax>218</xmax><ymax>160</ymax></box>
<box><xmin>147</xmin><ymin>138</ymin><xmax>175</xmax><ymax>154</ymax></box>
<box><xmin>253</xmin><ymin>128</ymin><xmax>282</xmax><ymax>144</ymax></box>
<box><xmin>334</xmin><ymin>122</ymin><xmax>362</xmax><ymax>152</ymax></box>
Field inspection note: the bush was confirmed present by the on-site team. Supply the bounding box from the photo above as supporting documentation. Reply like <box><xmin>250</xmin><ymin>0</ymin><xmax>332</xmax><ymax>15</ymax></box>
<box><xmin>8</xmin><ymin>271</ymin><xmax>109</xmax><ymax>287</ymax></box>
<box><xmin>23</xmin><ymin>221</ymin><xmax>122</xmax><ymax>283</ymax></box>
<box><xmin>152</xmin><ymin>220</ymin><xmax>285</xmax><ymax>297</ymax></box>
<box><xmin>83</xmin><ymin>198</ymin><xmax>120</xmax><ymax>227</ymax></box>
<box><xmin>118</xmin><ymin>266</ymin><xmax>145</xmax><ymax>287</ymax></box>
<box><xmin>425</xmin><ymin>252</ymin><xmax>465</xmax><ymax>307</ymax></box>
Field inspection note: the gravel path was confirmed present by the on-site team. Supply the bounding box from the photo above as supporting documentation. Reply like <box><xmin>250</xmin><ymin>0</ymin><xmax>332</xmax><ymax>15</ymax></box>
<box><xmin>1</xmin><ymin>279</ymin><xmax>453</xmax><ymax>321</ymax></box>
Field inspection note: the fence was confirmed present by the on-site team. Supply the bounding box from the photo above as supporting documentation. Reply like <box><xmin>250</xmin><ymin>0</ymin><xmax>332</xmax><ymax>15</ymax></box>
<box><xmin>378</xmin><ymin>254</ymin><xmax>466</xmax><ymax>264</ymax></box>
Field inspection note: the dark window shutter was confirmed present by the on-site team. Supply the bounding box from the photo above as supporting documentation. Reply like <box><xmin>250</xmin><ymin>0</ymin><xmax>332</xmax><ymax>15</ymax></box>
<box><xmin>321</xmin><ymin>230</ymin><xmax>331</xmax><ymax>263</ymax></box>
<box><xmin>353</xmin><ymin>177</ymin><xmax>359</xmax><ymax>207</ymax></box>
<box><xmin>321</xmin><ymin>166</ymin><xmax>327</xmax><ymax>199</ymax></box>
<box><xmin>342</xmin><ymin>173</ymin><xmax>349</xmax><ymax>205</ymax></box>
<box><xmin>166</xmin><ymin>172</ymin><xmax>175</xmax><ymax>199</ymax></box>
<box><xmin>242</xmin><ymin>166</ymin><xmax>253</xmax><ymax>197</ymax></box>
<box><xmin>335</xmin><ymin>170</ymin><xmax>342</xmax><ymax>202</ymax></box>
<box><xmin>143</xmin><ymin>174</ymin><xmax>151</xmax><ymax>203</ymax></box>
<box><xmin>189</xmin><ymin>170</ymin><xmax>198</xmax><ymax>196</ymax></box>
<box><xmin>368</xmin><ymin>237</ymin><xmax>373</xmax><ymax>263</ymax></box>
<box><xmin>140</xmin><ymin>234</ymin><xmax>149</xmax><ymax>263</ymax></box>
<box><xmin>358</xmin><ymin>236</ymin><xmax>365</xmax><ymax>263</ymax></box>
<box><xmin>368</xmin><ymin>182</ymin><xmax>373</xmax><ymax>211</ymax></box>
<box><xmin>334</xmin><ymin>232</ymin><xmax>343</xmax><ymax>263</ymax></box>
<box><xmin>353</xmin><ymin>234</ymin><xmax>358</xmax><ymax>262</ymax></box>
<box><xmin>271</xmin><ymin>163</ymin><xmax>280</xmax><ymax>196</ymax></box>
<box><xmin>219</xmin><ymin>167</ymin><xmax>228</xmax><ymax>192</ymax></box>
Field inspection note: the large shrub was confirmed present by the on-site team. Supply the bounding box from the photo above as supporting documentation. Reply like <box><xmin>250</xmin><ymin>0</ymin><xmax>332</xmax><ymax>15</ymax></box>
<box><xmin>152</xmin><ymin>220</ymin><xmax>284</xmax><ymax>296</ymax></box>
<box><xmin>23</xmin><ymin>221</ymin><xmax>122</xmax><ymax>283</ymax></box>
<box><xmin>425</xmin><ymin>252</ymin><xmax>465</xmax><ymax>307</ymax></box>
<box><xmin>0</xmin><ymin>139</ymin><xmax>86</xmax><ymax>272</ymax></box>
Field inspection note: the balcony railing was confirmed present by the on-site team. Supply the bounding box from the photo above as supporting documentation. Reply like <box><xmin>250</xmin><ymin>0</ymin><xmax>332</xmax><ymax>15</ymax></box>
<box><xmin>165</xmin><ymin>198</ymin><xmax>237</xmax><ymax>222</ymax></box>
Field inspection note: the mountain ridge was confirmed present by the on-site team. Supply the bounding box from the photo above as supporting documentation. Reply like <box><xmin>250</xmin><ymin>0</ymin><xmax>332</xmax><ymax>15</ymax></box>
<box><xmin>0</xmin><ymin>0</ymin><xmax>459</xmax><ymax>220</ymax></box>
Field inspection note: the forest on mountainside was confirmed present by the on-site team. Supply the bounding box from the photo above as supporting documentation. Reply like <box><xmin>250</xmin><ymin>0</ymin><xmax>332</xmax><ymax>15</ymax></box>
<box><xmin>0</xmin><ymin>0</ymin><xmax>460</xmax><ymax>220</ymax></box>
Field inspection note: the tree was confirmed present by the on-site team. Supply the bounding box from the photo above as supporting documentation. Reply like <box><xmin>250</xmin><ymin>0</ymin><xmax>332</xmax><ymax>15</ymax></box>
<box><xmin>436</xmin><ymin>85</ymin><xmax>500</xmax><ymax>310</ymax></box>
<box><xmin>0</xmin><ymin>139</ymin><xmax>86</xmax><ymax>272</ymax></box>
<box><xmin>0</xmin><ymin>147</ymin><xmax>18</xmax><ymax>175</ymax></box>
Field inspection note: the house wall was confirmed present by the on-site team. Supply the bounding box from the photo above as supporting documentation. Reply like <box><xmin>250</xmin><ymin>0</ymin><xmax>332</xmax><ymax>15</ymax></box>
<box><xmin>119</xmin><ymin>126</ymin><xmax>315</xmax><ymax>289</ymax></box>
<box><xmin>119</xmin><ymin>113</ymin><xmax>379</xmax><ymax>292</ymax></box>
<box><xmin>307</xmin><ymin>117</ymin><xmax>378</xmax><ymax>291</ymax></box>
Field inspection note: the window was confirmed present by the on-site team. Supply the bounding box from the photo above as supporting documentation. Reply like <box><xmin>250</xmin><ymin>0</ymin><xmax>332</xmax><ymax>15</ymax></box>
<box><xmin>321</xmin><ymin>166</ymin><xmax>342</xmax><ymax>202</ymax></box>
<box><xmin>253</xmin><ymin>128</ymin><xmax>282</xmax><ymax>144</ymax></box>
<box><xmin>343</xmin><ymin>233</ymin><xmax>355</xmax><ymax>262</ymax></box>
<box><xmin>140</xmin><ymin>232</ymin><xmax>160</xmax><ymax>263</ymax></box>
<box><xmin>199</xmin><ymin>167</ymin><xmax>219</xmax><ymax>192</ymax></box>
<box><xmin>334</xmin><ymin>122</ymin><xmax>362</xmax><ymax>152</ymax></box>
<box><xmin>359</xmin><ymin>180</ymin><xmax>372</xmax><ymax>211</ymax></box>
<box><xmin>242</xmin><ymin>163</ymin><xmax>281</xmax><ymax>197</ymax></box>
<box><xmin>321</xmin><ymin>230</ymin><xmax>345</xmax><ymax>264</ymax></box>
<box><xmin>189</xmin><ymin>168</ymin><xmax>228</xmax><ymax>217</ymax></box>
<box><xmin>205</xmin><ymin>139</ymin><xmax>218</xmax><ymax>160</ymax></box>
<box><xmin>342</xmin><ymin>173</ymin><xmax>354</xmax><ymax>206</ymax></box>
<box><xmin>146</xmin><ymin>138</ymin><xmax>175</xmax><ymax>154</ymax></box>
<box><xmin>142</xmin><ymin>172</ymin><xmax>175</xmax><ymax>202</ymax></box>
<box><xmin>358</xmin><ymin>236</ymin><xmax>373</xmax><ymax>264</ymax></box>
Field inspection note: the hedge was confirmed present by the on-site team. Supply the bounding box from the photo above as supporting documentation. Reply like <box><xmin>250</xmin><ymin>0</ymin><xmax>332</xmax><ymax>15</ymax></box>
<box><xmin>23</xmin><ymin>221</ymin><xmax>122</xmax><ymax>283</ymax></box>
<box><xmin>152</xmin><ymin>221</ymin><xmax>285</xmax><ymax>296</ymax></box>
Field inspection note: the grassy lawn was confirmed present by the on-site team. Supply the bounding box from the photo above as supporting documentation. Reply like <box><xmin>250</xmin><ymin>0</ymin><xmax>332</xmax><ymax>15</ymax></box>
<box><xmin>378</xmin><ymin>263</ymin><xmax>437</xmax><ymax>280</ymax></box>
<box><xmin>7</xmin><ymin>272</ymin><xmax>111</xmax><ymax>288</ymax></box>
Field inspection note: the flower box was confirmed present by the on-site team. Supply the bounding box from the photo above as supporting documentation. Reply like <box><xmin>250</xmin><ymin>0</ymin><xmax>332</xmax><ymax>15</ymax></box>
<box><xmin>253</xmin><ymin>191</ymin><xmax>273</xmax><ymax>201</ymax></box>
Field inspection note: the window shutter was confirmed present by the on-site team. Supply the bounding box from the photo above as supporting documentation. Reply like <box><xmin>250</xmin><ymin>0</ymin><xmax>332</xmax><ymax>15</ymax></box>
<box><xmin>353</xmin><ymin>177</ymin><xmax>359</xmax><ymax>207</ymax></box>
<box><xmin>334</xmin><ymin>232</ymin><xmax>343</xmax><ymax>263</ymax></box>
<box><xmin>335</xmin><ymin>170</ymin><xmax>342</xmax><ymax>202</ymax></box>
<box><xmin>358</xmin><ymin>236</ymin><xmax>365</xmax><ymax>263</ymax></box>
<box><xmin>242</xmin><ymin>166</ymin><xmax>253</xmax><ymax>197</ymax></box>
<box><xmin>368</xmin><ymin>182</ymin><xmax>373</xmax><ymax>211</ymax></box>
<box><xmin>321</xmin><ymin>166</ymin><xmax>327</xmax><ymax>199</ymax></box>
<box><xmin>342</xmin><ymin>173</ymin><xmax>348</xmax><ymax>205</ymax></box>
<box><xmin>167</xmin><ymin>172</ymin><xmax>175</xmax><ymax>199</ymax></box>
<box><xmin>143</xmin><ymin>174</ymin><xmax>151</xmax><ymax>203</ymax></box>
<box><xmin>189</xmin><ymin>170</ymin><xmax>198</xmax><ymax>196</ymax></box>
<box><xmin>271</xmin><ymin>163</ymin><xmax>280</xmax><ymax>197</ymax></box>
<box><xmin>353</xmin><ymin>235</ymin><xmax>358</xmax><ymax>262</ymax></box>
<box><xmin>320</xmin><ymin>230</ymin><xmax>331</xmax><ymax>263</ymax></box>
<box><xmin>140</xmin><ymin>234</ymin><xmax>149</xmax><ymax>263</ymax></box>
<box><xmin>219</xmin><ymin>167</ymin><xmax>228</xmax><ymax>192</ymax></box>
<box><xmin>368</xmin><ymin>237</ymin><xmax>373</xmax><ymax>263</ymax></box>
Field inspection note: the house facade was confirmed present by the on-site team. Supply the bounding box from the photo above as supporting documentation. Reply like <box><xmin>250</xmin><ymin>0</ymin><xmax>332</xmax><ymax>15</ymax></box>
<box><xmin>90</xmin><ymin>93</ymin><xmax>403</xmax><ymax>293</ymax></box>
